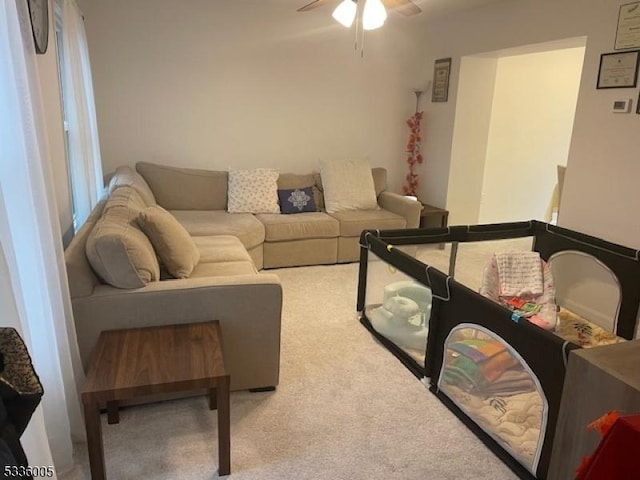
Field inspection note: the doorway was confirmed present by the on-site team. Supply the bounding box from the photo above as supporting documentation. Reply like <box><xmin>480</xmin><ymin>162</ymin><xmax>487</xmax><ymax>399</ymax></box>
<box><xmin>446</xmin><ymin>37</ymin><xmax>587</xmax><ymax>225</ymax></box>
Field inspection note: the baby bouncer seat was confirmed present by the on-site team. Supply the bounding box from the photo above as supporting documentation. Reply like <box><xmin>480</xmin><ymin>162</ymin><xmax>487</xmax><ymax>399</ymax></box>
<box><xmin>368</xmin><ymin>280</ymin><xmax>432</xmax><ymax>351</ymax></box>
<box><xmin>480</xmin><ymin>251</ymin><xmax>558</xmax><ymax>330</ymax></box>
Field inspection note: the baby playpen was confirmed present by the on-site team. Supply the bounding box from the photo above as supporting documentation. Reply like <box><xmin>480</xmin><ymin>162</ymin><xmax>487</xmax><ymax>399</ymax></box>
<box><xmin>356</xmin><ymin>220</ymin><xmax>640</xmax><ymax>480</ymax></box>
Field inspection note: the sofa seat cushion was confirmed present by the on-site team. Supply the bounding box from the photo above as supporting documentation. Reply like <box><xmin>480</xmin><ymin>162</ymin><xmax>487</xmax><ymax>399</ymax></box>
<box><xmin>193</xmin><ymin>235</ymin><xmax>253</xmax><ymax>264</ymax></box>
<box><xmin>255</xmin><ymin>212</ymin><xmax>339</xmax><ymax>242</ymax></box>
<box><xmin>328</xmin><ymin>209</ymin><xmax>406</xmax><ymax>237</ymax></box>
<box><xmin>190</xmin><ymin>236</ymin><xmax>257</xmax><ymax>277</ymax></box>
<box><xmin>169</xmin><ymin>210</ymin><xmax>265</xmax><ymax>249</ymax></box>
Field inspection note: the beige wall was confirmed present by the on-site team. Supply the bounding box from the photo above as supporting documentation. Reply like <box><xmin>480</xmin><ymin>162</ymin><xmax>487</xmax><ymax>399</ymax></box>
<box><xmin>78</xmin><ymin>0</ymin><xmax>427</xmax><ymax>191</ymax></box>
<box><xmin>478</xmin><ymin>46</ymin><xmax>584</xmax><ymax>224</ymax></box>
<box><xmin>446</xmin><ymin>56</ymin><xmax>497</xmax><ymax>225</ymax></box>
<box><xmin>416</xmin><ymin>0</ymin><xmax>640</xmax><ymax>249</ymax></box>
<box><xmin>57</xmin><ymin>0</ymin><xmax>640</xmax><ymax>249</ymax></box>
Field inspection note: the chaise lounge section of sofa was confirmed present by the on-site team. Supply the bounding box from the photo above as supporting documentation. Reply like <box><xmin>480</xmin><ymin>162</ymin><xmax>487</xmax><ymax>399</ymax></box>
<box><xmin>65</xmin><ymin>174</ymin><xmax>283</xmax><ymax>392</ymax></box>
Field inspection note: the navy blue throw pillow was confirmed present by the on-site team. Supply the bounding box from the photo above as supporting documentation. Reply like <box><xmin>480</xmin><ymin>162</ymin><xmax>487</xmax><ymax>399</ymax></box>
<box><xmin>278</xmin><ymin>187</ymin><xmax>317</xmax><ymax>214</ymax></box>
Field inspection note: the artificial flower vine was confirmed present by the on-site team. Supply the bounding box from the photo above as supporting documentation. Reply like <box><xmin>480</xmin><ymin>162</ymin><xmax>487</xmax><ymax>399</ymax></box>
<box><xmin>402</xmin><ymin>110</ymin><xmax>424</xmax><ymax>196</ymax></box>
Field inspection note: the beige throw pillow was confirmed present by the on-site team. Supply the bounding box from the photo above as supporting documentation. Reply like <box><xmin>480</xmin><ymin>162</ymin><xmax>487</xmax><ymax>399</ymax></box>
<box><xmin>320</xmin><ymin>158</ymin><xmax>379</xmax><ymax>213</ymax></box>
<box><xmin>227</xmin><ymin>168</ymin><xmax>280</xmax><ymax>214</ymax></box>
<box><xmin>138</xmin><ymin>206</ymin><xmax>200</xmax><ymax>279</ymax></box>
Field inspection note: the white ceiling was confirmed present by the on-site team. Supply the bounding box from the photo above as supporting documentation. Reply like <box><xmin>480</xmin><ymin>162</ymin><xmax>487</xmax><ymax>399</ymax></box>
<box><xmin>412</xmin><ymin>0</ymin><xmax>509</xmax><ymax>16</ymax></box>
<box><xmin>293</xmin><ymin>0</ymin><xmax>510</xmax><ymax>21</ymax></box>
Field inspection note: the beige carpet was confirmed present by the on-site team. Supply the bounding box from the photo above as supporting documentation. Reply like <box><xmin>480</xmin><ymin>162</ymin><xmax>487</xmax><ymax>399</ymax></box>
<box><xmin>62</xmin><ymin>240</ymin><xmax>530</xmax><ymax>480</ymax></box>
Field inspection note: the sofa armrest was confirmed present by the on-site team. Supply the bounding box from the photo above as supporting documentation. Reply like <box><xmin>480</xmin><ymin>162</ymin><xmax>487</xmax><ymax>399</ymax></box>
<box><xmin>72</xmin><ymin>274</ymin><xmax>283</xmax><ymax>391</ymax></box>
<box><xmin>378</xmin><ymin>191</ymin><xmax>422</xmax><ymax>228</ymax></box>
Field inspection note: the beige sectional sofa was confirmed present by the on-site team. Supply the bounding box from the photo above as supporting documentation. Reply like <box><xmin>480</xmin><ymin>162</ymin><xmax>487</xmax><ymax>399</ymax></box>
<box><xmin>135</xmin><ymin>162</ymin><xmax>421</xmax><ymax>268</ymax></box>
<box><xmin>64</xmin><ymin>162</ymin><xmax>421</xmax><ymax>392</ymax></box>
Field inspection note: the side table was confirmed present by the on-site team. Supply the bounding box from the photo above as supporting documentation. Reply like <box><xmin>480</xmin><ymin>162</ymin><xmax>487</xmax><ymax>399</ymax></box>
<box><xmin>82</xmin><ymin>321</ymin><xmax>230</xmax><ymax>479</ymax></box>
<box><xmin>419</xmin><ymin>203</ymin><xmax>449</xmax><ymax>249</ymax></box>
<box><xmin>547</xmin><ymin>340</ymin><xmax>640</xmax><ymax>480</ymax></box>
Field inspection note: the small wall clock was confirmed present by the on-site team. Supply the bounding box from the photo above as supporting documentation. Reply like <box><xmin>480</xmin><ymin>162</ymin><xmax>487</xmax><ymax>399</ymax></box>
<box><xmin>27</xmin><ymin>0</ymin><xmax>49</xmax><ymax>54</ymax></box>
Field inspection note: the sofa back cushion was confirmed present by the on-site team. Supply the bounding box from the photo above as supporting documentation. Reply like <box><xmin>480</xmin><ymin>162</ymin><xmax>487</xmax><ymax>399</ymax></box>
<box><xmin>104</xmin><ymin>185</ymin><xmax>148</xmax><ymax>213</ymax></box>
<box><xmin>64</xmin><ymin>201</ymin><xmax>105</xmax><ymax>298</ymax></box>
<box><xmin>138</xmin><ymin>205</ymin><xmax>200</xmax><ymax>279</ymax></box>
<box><xmin>136</xmin><ymin>162</ymin><xmax>228</xmax><ymax>210</ymax></box>
<box><xmin>108</xmin><ymin>166</ymin><xmax>156</xmax><ymax>206</ymax></box>
<box><xmin>86</xmin><ymin>204</ymin><xmax>160</xmax><ymax>289</ymax></box>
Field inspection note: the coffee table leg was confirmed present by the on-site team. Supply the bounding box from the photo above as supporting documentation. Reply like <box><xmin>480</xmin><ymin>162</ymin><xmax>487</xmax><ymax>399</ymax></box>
<box><xmin>83</xmin><ymin>397</ymin><xmax>106</xmax><ymax>480</ymax></box>
<box><xmin>217</xmin><ymin>376</ymin><xmax>230</xmax><ymax>476</ymax></box>
<box><xmin>107</xmin><ymin>401</ymin><xmax>119</xmax><ymax>424</ymax></box>
<box><xmin>209</xmin><ymin>388</ymin><xmax>217</xmax><ymax>410</ymax></box>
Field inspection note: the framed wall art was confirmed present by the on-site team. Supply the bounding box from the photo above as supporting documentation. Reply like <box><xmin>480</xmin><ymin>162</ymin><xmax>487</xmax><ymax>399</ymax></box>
<box><xmin>432</xmin><ymin>57</ymin><xmax>452</xmax><ymax>102</ymax></box>
<box><xmin>615</xmin><ymin>2</ymin><xmax>640</xmax><ymax>50</ymax></box>
<box><xmin>596</xmin><ymin>51</ymin><xmax>640</xmax><ymax>88</ymax></box>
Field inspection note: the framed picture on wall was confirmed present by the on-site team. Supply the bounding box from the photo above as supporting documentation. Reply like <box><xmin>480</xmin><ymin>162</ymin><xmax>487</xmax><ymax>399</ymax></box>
<box><xmin>432</xmin><ymin>57</ymin><xmax>452</xmax><ymax>102</ymax></box>
<box><xmin>615</xmin><ymin>2</ymin><xmax>640</xmax><ymax>50</ymax></box>
<box><xmin>596</xmin><ymin>51</ymin><xmax>640</xmax><ymax>88</ymax></box>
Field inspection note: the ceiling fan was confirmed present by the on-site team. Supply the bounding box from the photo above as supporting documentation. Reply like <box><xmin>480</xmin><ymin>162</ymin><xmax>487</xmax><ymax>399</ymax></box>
<box><xmin>299</xmin><ymin>0</ymin><xmax>421</xmax><ymax>55</ymax></box>
<box><xmin>297</xmin><ymin>0</ymin><xmax>422</xmax><ymax>18</ymax></box>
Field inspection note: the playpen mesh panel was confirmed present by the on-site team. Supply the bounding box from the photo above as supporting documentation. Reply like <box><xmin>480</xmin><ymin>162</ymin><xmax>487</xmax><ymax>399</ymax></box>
<box><xmin>437</xmin><ymin>324</ymin><xmax>547</xmax><ymax>475</ymax></box>
<box><xmin>364</xmin><ymin>250</ymin><xmax>432</xmax><ymax>365</ymax></box>
<box><xmin>548</xmin><ymin>251</ymin><xmax>622</xmax><ymax>334</ymax></box>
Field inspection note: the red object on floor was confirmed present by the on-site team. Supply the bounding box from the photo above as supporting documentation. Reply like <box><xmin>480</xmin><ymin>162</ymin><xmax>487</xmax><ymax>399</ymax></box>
<box><xmin>586</xmin><ymin>410</ymin><xmax>620</xmax><ymax>436</ymax></box>
<box><xmin>575</xmin><ymin>413</ymin><xmax>640</xmax><ymax>480</ymax></box>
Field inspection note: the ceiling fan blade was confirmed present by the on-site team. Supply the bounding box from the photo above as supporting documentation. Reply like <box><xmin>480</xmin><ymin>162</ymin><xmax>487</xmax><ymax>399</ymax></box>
<box><xmin>383</xmin><ymin>0</ymin><xmax>422</xmax><ymax>16</ymax></box>
<box><xmin>297</xmin><ymin>0</ymin><xmax>332</xmax><ymax>12</ymax></box>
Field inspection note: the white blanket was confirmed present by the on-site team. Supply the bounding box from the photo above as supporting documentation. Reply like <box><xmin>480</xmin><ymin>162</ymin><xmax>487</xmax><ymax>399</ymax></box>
<box><xmin>442</xmin><ymin>383</ymin><xmax>543</xmax><ymax>472</ymax></box>
<box><xmin>495</xmin><ymin>251</ymin><xmax>543</xmax><ymax>297</ymax></box>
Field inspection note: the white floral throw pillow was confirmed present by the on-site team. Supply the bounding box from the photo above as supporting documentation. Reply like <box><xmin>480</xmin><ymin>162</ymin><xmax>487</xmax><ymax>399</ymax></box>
<box><xmin>227</xmin><ymin>168</ymin><xmax>280</xmax><ymax>214</ymax></box>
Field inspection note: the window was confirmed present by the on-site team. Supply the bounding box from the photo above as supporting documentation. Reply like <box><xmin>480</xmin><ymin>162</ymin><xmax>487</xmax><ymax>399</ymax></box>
<box><xmin>54</xmin><ymin>4</ymin><xmax>78</xmax><ymax>234</ymax></box>
<box><xmin>53</xmin><ymin>0</ymin><xmax>104</xmax><ymax>232</ymax></box>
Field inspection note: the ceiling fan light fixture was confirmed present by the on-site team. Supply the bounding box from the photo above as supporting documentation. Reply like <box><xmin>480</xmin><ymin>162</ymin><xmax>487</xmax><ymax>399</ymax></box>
<box><xmin>362</xmin><ymin>0</ymin><xmax>387</xmax><ymax>30</ymax></box>
<box><xmin>332</xmin><ymin>0</ymin><xmax>357</xmax><ymax>28</ymax></box>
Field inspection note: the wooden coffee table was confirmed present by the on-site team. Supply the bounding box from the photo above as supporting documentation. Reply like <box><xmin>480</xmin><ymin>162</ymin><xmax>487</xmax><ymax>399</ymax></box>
<box><xmin>82</xmin><ymin>321</ymin><xmax>230</xmax><ymax>479</ymax></box>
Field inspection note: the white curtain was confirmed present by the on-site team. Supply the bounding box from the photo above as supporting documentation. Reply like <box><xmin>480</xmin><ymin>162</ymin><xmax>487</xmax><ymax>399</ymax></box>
<box><xmin>0</xmin><ymin>193</ymin><xmax>57</xmax><ymax>475</ymax></box>
<box><xmin>59</xmin><ymin>0</ymin><xmax>104</xmax><ymax>227</ymax></box>
<box><xmin>0</xmin><ymin>0</ymin><xmax>85</xmax><ymax>474</ymax></box>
